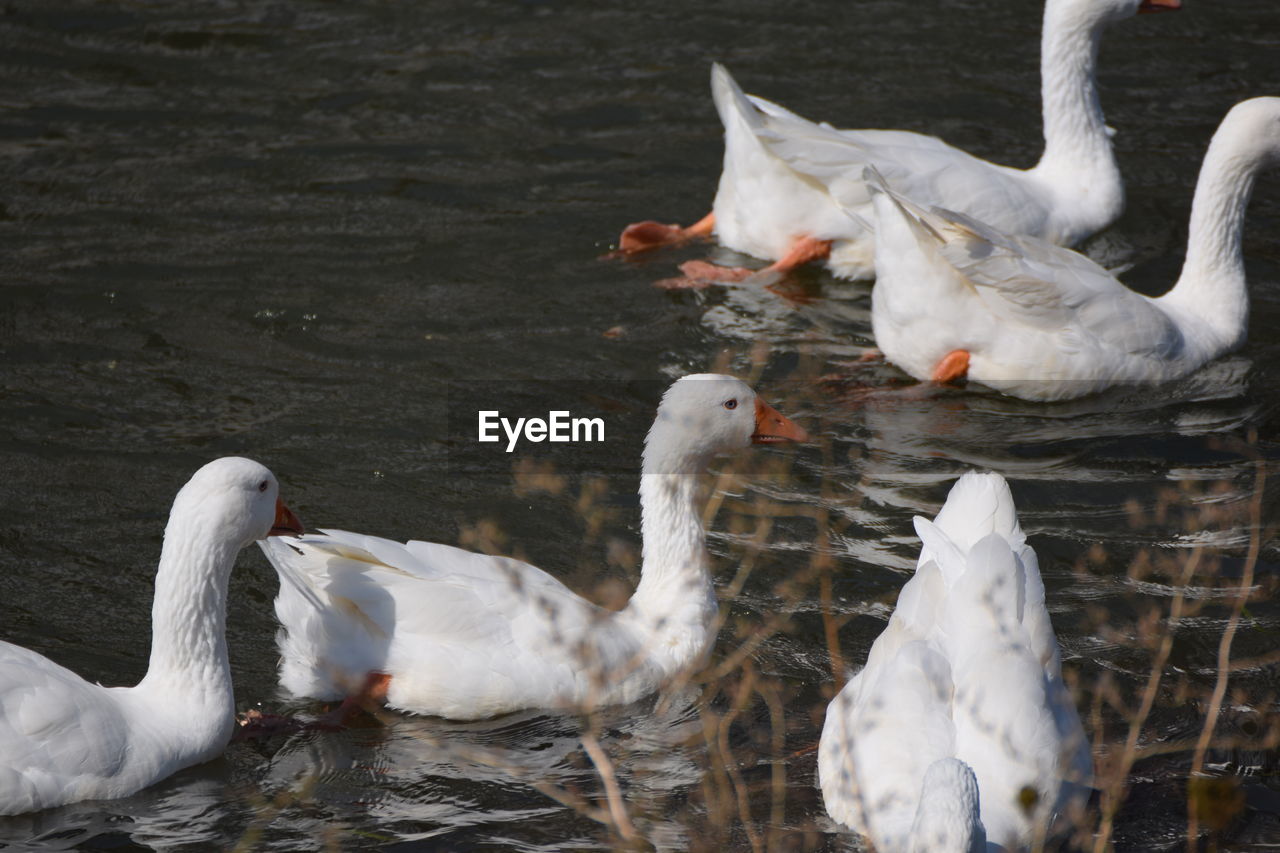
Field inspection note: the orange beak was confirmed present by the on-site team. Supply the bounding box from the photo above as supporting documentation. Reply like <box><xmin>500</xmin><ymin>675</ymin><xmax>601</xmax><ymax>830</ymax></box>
<box><xmin>751</xmin><ymin>398</ymin><xmax>809</xmax><ymax>444</ymax></box>
<box><xmin>1138</xmin><ymin>0</ymin><xmax>1180</xmax><ymax>12</ymax></box>
<box><xmin>268</xmin><ymin>499</ymin><xmax>305</xmax><ymax>537</ymax></box>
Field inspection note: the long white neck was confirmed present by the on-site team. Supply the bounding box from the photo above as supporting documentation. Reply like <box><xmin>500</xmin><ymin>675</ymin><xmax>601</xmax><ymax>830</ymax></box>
<box><xmin>624</xmin><ymin>441</ymin><xmax>718</xmax><ymax>671</ymax></box>
<box><xmin>1160</xmin><ymin>129</ymin><xmax>1263</xmax><ymax>353</ymax></box>
<box><xmin>136</xmin><ymin>510</ymin><xmax>238</xmax><ymax>723</ymax></box>
<box><xmin>1032</xmin><ymin>0</ymin><xmax>1123</xmax><ymax>231</ymax></box>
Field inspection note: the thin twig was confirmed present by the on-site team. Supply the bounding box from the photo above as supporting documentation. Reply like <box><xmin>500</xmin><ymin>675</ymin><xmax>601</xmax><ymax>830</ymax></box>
<box><xmin>718</xmin><ymin>664</ymin><xmax>763</xmax><ymax>853</ymax></box>
<box><xmin>1093</xmin><ymin>547</ymin><xmax>1201</xmax><ymax>853</ymax></box>
<box><xmin>580</xmin><ymin>728</ymin><xmax>638</xmax><ymax>842</ymax></box>
<box><xmin>1186</xmin><ymin>450</ymin><xmax>1266</xmax><ymax>847</ymax></box>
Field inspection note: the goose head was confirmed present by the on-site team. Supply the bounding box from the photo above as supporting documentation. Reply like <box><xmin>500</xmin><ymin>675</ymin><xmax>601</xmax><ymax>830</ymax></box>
<box><xmin>1212</xmin><ymin>96</ymin><xmax>1280</xmax><ymax>169</ymax></box>
<box><xmin>169</xmin><ymin>457</ymin><xmax>304</xmax><ymax>548</ymax></box>
<box><xmin>644</xmin><ymin>374</ymin><xmax>807</xmax><ymax>472</ymax></box>
<box><xmin>1049</xmin><ymin>0</ymin><xmax>1179</xmax><ymax>31</ymax></box>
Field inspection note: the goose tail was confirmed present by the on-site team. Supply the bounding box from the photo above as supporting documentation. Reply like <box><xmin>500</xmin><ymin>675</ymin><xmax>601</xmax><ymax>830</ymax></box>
<box><xmin>710</xmin><ymin>62</ymin><xmax>765</xmax><ymax>134</ymax></box>
<box><xmin>258</xmin><ymin>536</ymin><xmax>329</xmax><ymax>614</ymax></box>
<box><xmin>932</xmin><ymin>471</ymin><xmax>1024</xmax><ymax>552</ymax></box>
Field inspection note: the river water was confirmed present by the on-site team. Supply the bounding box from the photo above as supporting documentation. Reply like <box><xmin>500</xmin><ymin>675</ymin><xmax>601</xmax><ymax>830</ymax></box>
<box><xmin>1</xmin><ymin>0</ymin><xmax>1278</xmax><ymax>850</ymax></box>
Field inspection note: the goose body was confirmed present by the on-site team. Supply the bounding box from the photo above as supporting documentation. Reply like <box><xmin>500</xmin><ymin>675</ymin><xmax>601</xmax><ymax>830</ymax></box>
<box><xmin>264</xmin><ymin>528</ymin><xmax>696</xmax><ymax>719</ymax></box>
<box><xmin>868</xmin><ymin>97</ymin><xmax>1280</xmax><ymax>401</ymax></box>
<box><xmin>259</xmin><ymin>375</ymin><xmax>806</xmax><ymax>720</ymax></box>
<box><xmin>819</xmin><ymin>472</ymin><xmax>1092</xmax><ymax>851</ymax></box>
<box><xmin>0</xmin><ymin>458</ymin><xmax>302</xmax><ymax>815</ymax></box>
<box><xmin>620</xmin><ymin>0</ymin><xmax>1177</xmax><ymax>278</ymax></box>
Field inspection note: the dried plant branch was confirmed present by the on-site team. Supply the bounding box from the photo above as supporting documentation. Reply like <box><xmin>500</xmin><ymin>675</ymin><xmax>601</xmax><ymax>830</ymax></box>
<box><xmin>1186</xmin><ymin>450</ymin><xmax>1266</xmax><ymax>847</ymax></box>
<box><xmin>580</xmin><ymin>727</ymin><xmax>638</xmax><ymax>843</ymax></box>
<box><xmin>1093</xmin><ymin>547</ymin><xmax>1202</xmax><ymax>853</ymax></box>
<box><xmin>718</xmin><ymin>664</ymin><xmax>763</xmax><ymax>853</ymax></box>
<box><xmin>757</xmin><ymin>675</ymin><xmax>788</xmax><ymax>848</ymax></box>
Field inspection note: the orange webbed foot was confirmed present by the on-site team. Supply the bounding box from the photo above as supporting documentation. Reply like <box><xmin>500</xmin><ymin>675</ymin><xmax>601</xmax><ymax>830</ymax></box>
<box><xmin>654</xmin><ymin>259</ymin><xmax>755</xmax><ymax>289</ymax></box>
<box><xmin>313</xmin><ymin>672</ymin><xmax>393</xmax><ymax>729</ymax></box>
<box><xmin>767</xmin><ymin>236</ymin><xmax>833</xmax><ymax>274</ymax></box>
<box><xmin>233</xmin><ymin>709</ymin><xmax>306</xmax><ymax>742</ymax></box>
<box><xmin>620</xmin><ymin>221</ymin><xmax>685</xmax><ymax>253</ymax></box>
<box><xmin>678</xmin><ymin>259</ymin><xmax>754</xmax><ymax>282</ymax></box>
<box><xmin>932</xmin><ymin>350</ymin><xmax>970</xmax><ymax>384</ymax></box>
<box><xmin>617</xmin><ymin>212</ymin><xmax>716</xmax><ymax>254</ymax></box>
<box><xmin>683</xmin><ymin>211</ymin><xmax>716</xmax><ymax>238</ymax></box>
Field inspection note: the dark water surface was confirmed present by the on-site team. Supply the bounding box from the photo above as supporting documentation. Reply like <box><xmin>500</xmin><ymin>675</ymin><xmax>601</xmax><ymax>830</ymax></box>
<box><xmin>2</xmin><ymin>0</ymin><xmax>1280</xmax><ymax>850</ymax></box>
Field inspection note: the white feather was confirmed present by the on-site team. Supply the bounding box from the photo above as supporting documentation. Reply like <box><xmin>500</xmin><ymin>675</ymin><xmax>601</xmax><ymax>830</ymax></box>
<box><xmin>867</xmin><ymin>98</ymin><xmax>1280</xmax><ymax>401</ymax></box>
<box><xmin>820</xmin><ymin>471</ymin><xmax>1092</xmax><ymax>852</ymax></box>
<box><xmin>259</xmin><ymin>375</ymin><xmax>805</xmax><ymax>719</ymax></box>
<box><xmin>707</xmin><ymin>0</ymin><xmax>1158</xmax><ymax>279</ymax></box>
<box><xmin>0</xmin><ymin>457</ymin><xmax>290</xmax><ymax>815</ymax></box>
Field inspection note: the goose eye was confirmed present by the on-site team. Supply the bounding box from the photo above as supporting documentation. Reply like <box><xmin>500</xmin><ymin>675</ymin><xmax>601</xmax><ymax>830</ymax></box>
<box><xmin>258</xmin><ymin>480</ymin><xmax>269</xmax><ymax>493</ymax></box>
<box><xmin>723</xmin><ymin>399</ymin><xmax>738</xmax><ymax>410</ymax></box>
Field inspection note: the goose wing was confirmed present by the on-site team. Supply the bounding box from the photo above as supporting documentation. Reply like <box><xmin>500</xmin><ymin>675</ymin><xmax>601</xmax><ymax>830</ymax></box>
<box><xmin>262</xmin><ymin>529</ymin><xmax>600</xmax><ymax>647</ymax></box>
<box><xmin>0</xmin><ymin>642</ymin><xmax>129</xmax><ymax>815</ymax></box>
<box><xmin>872</xmin><ymin>175</ymin><xmax>1184</xmax><ymax>359</ymax></box>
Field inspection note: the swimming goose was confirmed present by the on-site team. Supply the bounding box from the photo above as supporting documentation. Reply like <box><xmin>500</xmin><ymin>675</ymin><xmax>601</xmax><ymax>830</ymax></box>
<box><xmin>258</xmin><ymin>375</ymin><xmax>807</xmax><ymax>720</ymax></box>
<box><xmin>618</xmin><ymin>0</ymin><xmax>1179</xmax><ymax>283</ymax></box>
<box><xmin>867</xmin><ymin>96</ymin><xmax>1280</xmax><ymax>401</ymax></box>
<box><xmin>0</xmin><ymin>457</ymin><xmax>303</xmax><ymax>815</ymax></box>
<box><xmin>819</xmin><ymin>471</ymin><xmax>1092</xmax><ymax>851</ymax></box>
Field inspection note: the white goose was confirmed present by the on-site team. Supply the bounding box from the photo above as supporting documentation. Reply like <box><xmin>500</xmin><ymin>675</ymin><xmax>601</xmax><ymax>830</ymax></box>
<box><xmin>0</xmin><ymin>457</ymin><xmax>303</xmax><ymax>816</ymax></box>
<box><xmin>258</xmin><ymin>375</ymin><xmax>807</xmax><ymax>720</ymax></box>
<box><xmin>819</xmin><ymin>472</ymin><xmax>1092</xmax><ymax>852</ymax></box>
<box><xmin>617</xmin><ymin>0</ymin><xmax>1179</xmax><ymax>282</ymax></box>
<box><xmin>867</xmin><ymin>96</ymin><xmax>1280</xmax><ymax>401</ymax></box>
